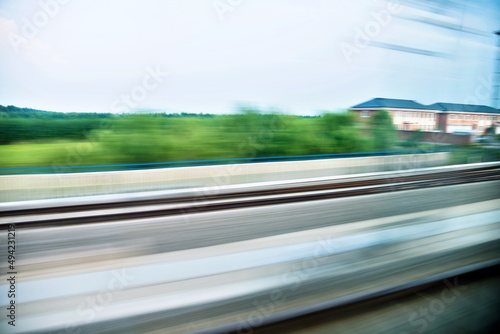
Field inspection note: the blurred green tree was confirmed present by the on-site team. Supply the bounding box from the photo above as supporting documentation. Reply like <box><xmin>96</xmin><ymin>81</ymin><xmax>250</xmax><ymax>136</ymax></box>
<box><xmin>369</xmin><ymin>110</ymin><xmax>396</xmax><ymax>151</ymax></box>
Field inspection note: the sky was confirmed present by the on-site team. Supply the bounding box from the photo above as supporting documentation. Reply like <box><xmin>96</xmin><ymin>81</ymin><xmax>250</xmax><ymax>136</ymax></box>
<box><xmin>0</xmin><ymin>0</ymin><xmax>499</xmax><ymax>115</ymax></box>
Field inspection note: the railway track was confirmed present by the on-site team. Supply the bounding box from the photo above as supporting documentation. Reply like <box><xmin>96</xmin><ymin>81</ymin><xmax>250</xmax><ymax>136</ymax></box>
<box><xmin>1</xmin><ymin>162</ymin><xmax>499</xmax><ymax>228</ymax></box>
<box><xmin>10</xmin><ymin>205</ymin><xmax>496</xmax><ymax>334</ymax></box>
<box><xmin>0</xmin><ymin>162</ymin><xmax>499</xmax><ymax>333</ymax></box>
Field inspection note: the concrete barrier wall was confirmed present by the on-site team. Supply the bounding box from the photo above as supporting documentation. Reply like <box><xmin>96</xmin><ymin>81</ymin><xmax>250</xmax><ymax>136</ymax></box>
<box><xmin>0</xmin><ymin>152</ymin><xmax>450</xmax><ymax>202</ymax></box>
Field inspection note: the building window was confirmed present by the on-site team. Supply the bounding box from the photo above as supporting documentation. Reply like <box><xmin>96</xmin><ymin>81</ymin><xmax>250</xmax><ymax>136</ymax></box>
<box><xmin>458</xmin><ymin>114</ymin><xmax>463</xmax><ymax>120</ymax></box>
<box><xmin>450</xmin><ymin>114</ymin><xmax>455</xmax><ymax>120</ymax></box>
<box><xmin>487</xmin><ymin>116</ymin><xmax>491</xmax><ymax>121</ymax></box>
<box><xmin>497</xmin><ymin>116</ymin><xmax>500</xmax><ymax>122</ymax></box>
<box><xmin>480</xmin><ymin>116</ymin><xmax>484</xmax><ymax>120</ymax></box>
<box><xmin>473</xmin><ymin>115</ymin><xmax>477</xmax><ymax>120</ymax></box>
<box><xmin>465</xmin><ymin>115</ymin><xmax>470</xmax><ymax>120</ymax></box>
<box><xmin>361</xmin><ymin>110</ymin><xmax>370</xmax><ymax>118</ymax></box>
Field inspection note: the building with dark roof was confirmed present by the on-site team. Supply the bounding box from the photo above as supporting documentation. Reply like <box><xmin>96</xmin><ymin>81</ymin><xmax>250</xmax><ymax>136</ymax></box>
<box><xmin>350</xmin><ymin>98</ymin><xmax>440</xmax><ymax>132</ymax></box>
<box><xmin>350</xmin><ymin>98</ymin><xmax>500</xmax><ymax>134</ymax></box>
<box><xmin>428</xmin><ymin>103</ymin><xmax>499</xmax><ymax>114</ymax></box>
<box><xmin>351</xmin><ymin>98</ymin><xmax>430</xmax><ymax>110</ymax></box>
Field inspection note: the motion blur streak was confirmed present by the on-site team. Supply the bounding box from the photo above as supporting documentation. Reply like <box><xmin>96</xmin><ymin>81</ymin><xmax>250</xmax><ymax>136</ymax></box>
<box><xmin>0</xmin><ymin>163</ymin><xmax>499</xmax><ymax>333</ymax></box>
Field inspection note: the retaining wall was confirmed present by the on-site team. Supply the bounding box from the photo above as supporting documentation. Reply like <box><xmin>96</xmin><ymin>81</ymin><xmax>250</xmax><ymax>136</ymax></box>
<box><xmin>0</xmin><ymin>152</ymin><xmax>450</xmax><ymax>202</ymax></box>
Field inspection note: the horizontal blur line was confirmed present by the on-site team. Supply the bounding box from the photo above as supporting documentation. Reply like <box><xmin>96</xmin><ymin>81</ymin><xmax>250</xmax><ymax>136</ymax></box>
<box><xmin>205</xmin><ymin>259</ymin><xmax>500</xmax><ymax>334</ymax></box>
<box><xmin>2</xmin><ymin>167</ymin><xmax>499</xmax><ymax>227</ymax></box>
<box><xmin>400</xmin><ymin>16</ymin><xmax>488</xmax><ymax>36</ymax></box>
<box><xmin>0</xmin><ymin>150</ymin><xmax>449</xmax><ymax>174</ymax></box>
<box><xmin>368</xmin><ymin>41</ymin><xmax>451</xmax><ymax>58</ymax></box>
<box><xmin>1</xmin><ymin>161</ymin><xmax>497</xmax><ymax>213</ymax></box>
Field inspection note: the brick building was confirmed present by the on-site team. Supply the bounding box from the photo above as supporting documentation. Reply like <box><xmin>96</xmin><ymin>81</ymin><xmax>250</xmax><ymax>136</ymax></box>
<box><xmin>350</xmin><ymin>98</ymin><xmax>500</xmax><ymax>135</ymax></box>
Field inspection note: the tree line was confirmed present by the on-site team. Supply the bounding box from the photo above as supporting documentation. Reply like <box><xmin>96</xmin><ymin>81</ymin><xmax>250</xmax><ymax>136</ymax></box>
<box><xmin>0</xmin><ymin>105</ymin><xmax>397</xmax><ymax>167</ymax></box>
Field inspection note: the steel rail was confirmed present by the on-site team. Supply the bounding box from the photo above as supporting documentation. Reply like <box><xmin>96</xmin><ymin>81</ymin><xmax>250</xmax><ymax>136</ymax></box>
<box><xmin>1</xmin><ymin>163</ymin><xmax>499</xmax><ymax>228</ymax></box>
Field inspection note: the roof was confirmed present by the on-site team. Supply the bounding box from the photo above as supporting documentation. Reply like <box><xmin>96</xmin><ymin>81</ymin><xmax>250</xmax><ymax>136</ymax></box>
<box><xmin>351</xmin><ymin>98</ymin><xmax>500</xmax><ymax>114</ymax></box>
<box><xmin>427</xmin><ymin>103</ymin><xmax>499</xmax><ymax>114</ymax></box>
<box><xmin>351</xmin><ymin>98</ymin><xmax>430</xmax><ymax>110</ymax></box>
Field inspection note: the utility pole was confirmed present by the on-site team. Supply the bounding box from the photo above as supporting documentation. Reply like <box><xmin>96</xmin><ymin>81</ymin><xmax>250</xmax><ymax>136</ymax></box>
<box><xmin>493</xmin><ymin>30</ymin><xmax>500</xmax><ymax>108</ymax></box>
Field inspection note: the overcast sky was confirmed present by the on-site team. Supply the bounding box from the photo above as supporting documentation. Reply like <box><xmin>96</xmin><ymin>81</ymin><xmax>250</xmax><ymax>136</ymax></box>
<box><xmin>0</xmin><ymin>0</ymin><xmax>499</xmax><ymax>115</ymax></box>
